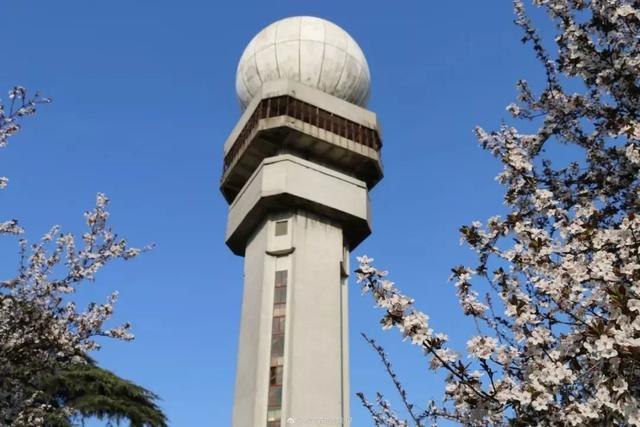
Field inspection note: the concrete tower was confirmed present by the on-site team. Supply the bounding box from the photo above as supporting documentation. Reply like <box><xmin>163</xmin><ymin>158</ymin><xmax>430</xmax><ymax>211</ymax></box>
<box><xmin>222</xmin><ymin>16</ymin><xmax>383</xmax><ymax>427</ymax></box>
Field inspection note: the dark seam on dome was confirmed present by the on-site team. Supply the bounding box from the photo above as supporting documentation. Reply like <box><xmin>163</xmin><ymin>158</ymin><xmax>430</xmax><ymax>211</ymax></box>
<box><xmin>316</xmin><ymin>21</ymin><xmax>327</xmax><ymax>89</ymax></box>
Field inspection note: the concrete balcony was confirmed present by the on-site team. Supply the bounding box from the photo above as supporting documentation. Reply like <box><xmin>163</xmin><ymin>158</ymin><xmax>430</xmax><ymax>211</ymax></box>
<box><xmin>225</xmin><ymin>154</ymin><xmax>371</xmax><ymax>255</ymax></box>
<box><xmin>220</xmin><ymin>80</ymin><xmax>384</xmax><ymax>203</ymax></box>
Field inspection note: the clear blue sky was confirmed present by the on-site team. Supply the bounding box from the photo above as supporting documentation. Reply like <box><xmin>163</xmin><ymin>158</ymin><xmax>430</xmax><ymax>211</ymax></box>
<box><xmin>1</xmin><ymin>1</ymin><xmax>551</xmax><ymax>425</ymax></box>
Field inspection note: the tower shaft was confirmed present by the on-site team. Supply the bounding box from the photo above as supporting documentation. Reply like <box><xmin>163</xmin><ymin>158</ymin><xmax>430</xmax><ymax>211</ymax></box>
<box><xmin>234</xmin><ymin>211</ymin><xmax>350</xmax><ymax>426</ymax></box>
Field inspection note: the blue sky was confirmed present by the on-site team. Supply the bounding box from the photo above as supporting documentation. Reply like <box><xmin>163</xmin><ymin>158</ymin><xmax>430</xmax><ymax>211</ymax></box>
<box><xmin>1</xmin><ymin>1</ymin><xmax>552</xmax><ymax>425</ymax></box>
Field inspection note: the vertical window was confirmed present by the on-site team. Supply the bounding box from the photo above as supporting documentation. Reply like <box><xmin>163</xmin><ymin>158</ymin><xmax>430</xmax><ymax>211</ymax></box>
<box><xmin>270</xmin><ymin>334</ymin><xmax>284</xmax><ymax>358</ymax></box>
<box><xmin>270</xmin><ymin>366</ymin><xmax>283</xmax><ymax>385</ymax></box>
<box><xmin>267</xmin><ymin>270</ymin><xmax>288</xmax><ymax>426</ymax></box>
<box><xmin>272</xmin><ymin>317</ymin><xmax>285</xmax><ymax>334</ymax></box>
<box><xmin>275</xmin><ymin>270</ymin><xmax>287</xmax><ymax>287</ymax></box>
<box><xmin>275</xmin><ymin>220</ymin><xmax>288</xmax><ymax>236</ymax></box>
<box><xmin>268</xmin><ymin>386</ymin><xmax>282</xmax><ymax>407</ymax></box>
<box><xmin>267</xmin><ymin>409</ymin><xmax>281</xmax><ymax>427</ymax></box>
<box><xmin>274</xmin><ymin>287</ymin><xmax>287</xmax><ymax>305</ymax></box>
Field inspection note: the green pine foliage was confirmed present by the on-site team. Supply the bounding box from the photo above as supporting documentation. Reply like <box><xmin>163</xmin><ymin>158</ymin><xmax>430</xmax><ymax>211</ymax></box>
<box><xmin>43</xmin><ymin>359</ymin><xmax>168</xmax><ymax>427</ymax></box>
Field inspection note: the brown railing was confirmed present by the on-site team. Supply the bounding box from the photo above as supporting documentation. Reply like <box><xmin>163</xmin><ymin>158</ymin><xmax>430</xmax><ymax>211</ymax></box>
<box><xmin>223</xmin><ymin>95</ymin><xmax>381</xmax><ymax>173</ymax></box>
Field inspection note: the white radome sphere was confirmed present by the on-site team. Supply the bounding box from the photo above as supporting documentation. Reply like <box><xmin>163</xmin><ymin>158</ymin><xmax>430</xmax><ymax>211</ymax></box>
<box><xmin>236</xmin><ymin>16</ymin><xmax>371</xmax><ymax>110</ymax></box>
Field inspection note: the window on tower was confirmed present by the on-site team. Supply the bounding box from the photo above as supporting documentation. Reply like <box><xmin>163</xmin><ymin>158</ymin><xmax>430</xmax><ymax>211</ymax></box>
<box><xmin>271</xmin><ymin>334</ymin><xmax>284</xmax><ymax>358</ymax></box>
<box><xmin>272</xmin><ymin>316</ymin><xmax>285</xmax><ymax>335</ymax></box>
<box><xmin>275</xmin><ymin>269</ymin><xmax>287</xmax><ymax>287</ymax></box>
<box><xmin>267</xmin><ymin>269</ymin><xmax>288</xmax><ymax>426</ymax></box>
<box><xmin>275</xmin><ymin>220</ymin><xmax>288</xmax><ymax>236</ymax></box>
<box><xmin>267</xmin><ymin>409</ymin><xmax>281</xmax><ymax>427</ymax></box>
<box><xmin>274</xmin><ymin>287</ymin><xmax>287</xmax><ymax>305</ymax></box>
<box><xmin>270</xmin><ymin>366</ymin><xmax>283</xmax><ymax>385</ymax></box>
<box><xmin>268</xmin><ymin>385</ymin><xmax>283</xmax><ymax>407</ymax></box>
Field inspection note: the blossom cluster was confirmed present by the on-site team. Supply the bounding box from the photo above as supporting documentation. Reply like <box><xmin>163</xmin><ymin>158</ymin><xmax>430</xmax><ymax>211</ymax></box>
<box><xmin>1</xmin><ymin>88</ymin><xmax>145</xmax><ymax>425</ymax></box>
<box><xmin>357</xmin><ymin>1</ymin><xmax>640</xmax><ymax>425</ymax></box>
<box><xmin>0</xmin><ymin>86</ymin><xmax>50</xmax><ymax>190</ymax></box>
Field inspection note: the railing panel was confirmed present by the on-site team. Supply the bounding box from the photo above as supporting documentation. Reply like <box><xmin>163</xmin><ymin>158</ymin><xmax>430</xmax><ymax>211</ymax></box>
<box><xmin>223</xmin><ymin>95</ymin><xmax>381</xmax><ymax>172</ymax></box>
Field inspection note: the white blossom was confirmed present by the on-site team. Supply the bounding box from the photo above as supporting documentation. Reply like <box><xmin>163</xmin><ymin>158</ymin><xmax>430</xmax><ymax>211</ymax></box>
<box><xmin>357</xmin><ymin>1</ymin><xmax>640</xmax><ymax>425</ymax></box>
<box><xmin>1</xmin><ymin>89</ymin><xmax>146</xmax><ymax>425</ymax></box>
<box><xmin>467</xmin><ymin>336</ymin><xmax>498</xmax><ymax>360</ymax></box>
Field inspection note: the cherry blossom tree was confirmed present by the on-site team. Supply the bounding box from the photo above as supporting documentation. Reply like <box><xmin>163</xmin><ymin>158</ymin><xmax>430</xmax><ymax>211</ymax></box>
<box><xmin>357</xmin><ymin>1</ymin><xmax>640</xmax><ymax>425</ymax></box>
<box><xmin>0</xmin><ymin>87</ymin><xmax>161</xmax><ymax>426</ymax></box>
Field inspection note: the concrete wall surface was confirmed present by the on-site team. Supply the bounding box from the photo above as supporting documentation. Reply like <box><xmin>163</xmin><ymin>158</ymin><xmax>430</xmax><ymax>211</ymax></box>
<box><xmin>231</xmin><ymin>211</ymin><xmax>350</xmax><ymax>427</ymax></box>
<box><xmin>286</xmin><ymin>211</ymin><xmax>349</xmax><ymax>424</ymax></box>
<box><xmin>226</xmin><ymin>154</ymin><xmax>370</xmax><ymax>253</ymax></box>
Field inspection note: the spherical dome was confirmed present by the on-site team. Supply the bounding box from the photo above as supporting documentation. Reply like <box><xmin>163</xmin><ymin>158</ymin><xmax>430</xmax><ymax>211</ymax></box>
<box><xmin>235</xmin><ymin>16</ymin><xmax>371</xmax><ymax>110</ymax></box>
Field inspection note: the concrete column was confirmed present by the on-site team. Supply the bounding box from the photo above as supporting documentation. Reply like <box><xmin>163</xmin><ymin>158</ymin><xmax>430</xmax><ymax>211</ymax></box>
<box><xmin>232</xmin><ymin>210</ymin><xmax>350</xmax><ymax>427</ymax></box>
<box><xmin>286</xmin><ymin>211</ymin><xmax>349</xmax><ymax>425</ymax></box>
<box><xmin>232</xmin><ymin>218</ymin><xmax>272</xmax><ymax>426</ymax></box>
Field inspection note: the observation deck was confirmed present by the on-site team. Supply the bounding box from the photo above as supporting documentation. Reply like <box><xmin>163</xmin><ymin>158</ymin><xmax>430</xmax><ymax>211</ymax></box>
<box><xmin>220</xmin><ymin>79</ymin><xmax>384</xmax><ymax>203</ymax></box>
